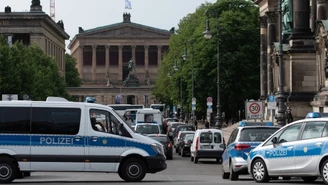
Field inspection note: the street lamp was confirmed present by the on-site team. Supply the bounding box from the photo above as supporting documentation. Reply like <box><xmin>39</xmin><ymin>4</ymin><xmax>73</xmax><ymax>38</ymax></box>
<box><xmin>182</xmin><ymin>41</ymin><xmax>195</xmax><ymax>125</ymax></box>
<box><xmin>203</xmin><ymin>9</ymin><xmax>222</xmax><ymax>129</ymax></box>
<box><xmin>173</xmin><ymin>57</ymin><xmax>183</xmax><ymax>120</ymax></box>
<box><xmin>276</xmin><ymin>0</ymin><xmax>286</xmax><ymax>126</ymax></box>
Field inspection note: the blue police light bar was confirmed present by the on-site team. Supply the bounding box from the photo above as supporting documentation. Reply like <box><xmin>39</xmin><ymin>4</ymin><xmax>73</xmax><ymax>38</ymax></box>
<box><xmin>239</xmin><ymin>121</ymin><xmax>273</xmax><ymax>127</ymax></box>
<box><xmin>85</xmin><ymin>97</ymin><xmax>96</xmax><ymax>103</ymax></box>
<box><xmin>305</xmin><ymin>112</ymin><xmax>321</xmax><ymax>119</ymax></box>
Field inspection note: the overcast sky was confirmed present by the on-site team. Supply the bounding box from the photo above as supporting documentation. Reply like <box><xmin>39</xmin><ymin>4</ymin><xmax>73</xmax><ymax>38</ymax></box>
<box><xmin>0</xmin><ymin>0</ymin><xmax>217</xmax><ymax>51</ymax></box>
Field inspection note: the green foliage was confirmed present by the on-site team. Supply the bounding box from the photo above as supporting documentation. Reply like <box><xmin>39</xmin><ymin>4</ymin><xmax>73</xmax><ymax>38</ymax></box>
<box><xmin>65</xmin><ymin>54</ymin><xmax>82</xmax><ymax>87</ymax></box>
<box><xmin>0</xmin><ymin>36</ymin><xmax>69</xmax><ymax>100</ymax></box>
<box><xmin>154</xmin><ymin>0</ymin><xmax>260</xmax><ymax>120</ymax></box>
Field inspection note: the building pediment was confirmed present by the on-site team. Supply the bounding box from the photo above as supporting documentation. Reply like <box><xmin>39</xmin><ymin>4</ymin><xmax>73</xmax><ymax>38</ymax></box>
<box><xmin>78</xmin><ymin>23</ymin><xmax>172</xmax><ymax>39</ymax></box>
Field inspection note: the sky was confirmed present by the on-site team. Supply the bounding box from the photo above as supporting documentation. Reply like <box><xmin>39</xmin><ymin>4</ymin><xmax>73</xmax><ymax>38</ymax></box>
<box><xmin>0</xmin><ymin>0</ymin><xmax>217</xmax><ymax>51</ymax></box>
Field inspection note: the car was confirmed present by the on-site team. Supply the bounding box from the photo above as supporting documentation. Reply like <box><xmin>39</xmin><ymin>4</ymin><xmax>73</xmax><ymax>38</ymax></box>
<box><xmin>247</xmin><ymin>118</ymin><xmax>328</xmax><ymax>184</ymax></box>
<box><xmin>221</xmin><ymin>121</ymin><xmax>279</xmax><ymax>181</ymax></box>
<box><xmin>135</xmin><ymin>123</ymin><xmax>161</xmax><ymax>135</ymax></box>
<box><xmin>190</xmin><ymin>129</ymin><xmax>224</xmax><ymax>164</ymax></box>
<box><xmin>178</xmin><ymin>133</ymin><xmax>195</xmax><ymax>157</ymax></box>
<box><xmin>167</xmin><ymin>122</ymin><xmax>185</xmax><ymax>141</ymax></box>
<box><xmin>174</xmin><ymin>130</ymin><xmax>195</xmax><ymax>151</ymax></box>
<box><xmin>148</xmin><ymin>134</ymin><xmax>173</xmax><ymax>160</ymax></box>
<box><xmin>172</xmin><ymin>125</ymin><xmax>195</xmax><ymax>145</ymax></box>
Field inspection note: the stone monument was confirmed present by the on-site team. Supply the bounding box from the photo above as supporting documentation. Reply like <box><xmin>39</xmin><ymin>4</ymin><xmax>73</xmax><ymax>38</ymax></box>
<box><xmin>30</xmin><ymin>0</ymin><xmax>43</xmax><ymax>12</ymax></box>
<box><xmin>124</xmin><ymin>59</ymin><xmax>139</xmax><ymax>87</ymax></box>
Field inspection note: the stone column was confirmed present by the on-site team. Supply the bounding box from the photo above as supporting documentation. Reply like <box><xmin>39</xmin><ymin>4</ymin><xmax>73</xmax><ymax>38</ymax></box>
<box><xmin>118</xmin><ymin>45</ymin><xmax>123</xmax><ymax>81</ymax></box>
<box><xmin>144</xmin><ymin>45</ymin><xmax>149</xmax><ymax>70</ymax></box>
<box><xmin>157</xmin><ymin>45</ymin><xmax>162</xmax><ymax>66</ymax></box>
<box><xmin>260</xmin><ymin>16</ymin><xmax>268</xmax><ymax>99</ymax></box>
<box><xmin>78</xmin><ymin>46</ymin><xmax>84</xmax><ymax>79</ymax></box>
<box><xmin>92</xmin><ymin>45</ymin><xmax>97</xmax><ymax>81</ymax></box>
<box><xmin>266</xmin><ymin>12</ymin><xmax>276</xmax><ymax>95</ymax></box>
<box><xmin>132</xmin><ymin>45</ymin><xmax>136</xmax><ymax>61</ymax></box>
<box><xmin>292</xmin><ymin>0</ymin><xmax>312</xmax><ymax>37</ymax></box>
<box><xmin>105</xmin><ymin>45</ymin><xmax>110</xmax><ymax>73</ymax></box>
<box><xmin>62</xmin><ymin>48</ymin><xmax>65</xmax><ymax>75</ymax></box>
<box><xmin>317</xmin><ymin>0</ymin><xmax>327</xmax><ymax>20</ymax></box>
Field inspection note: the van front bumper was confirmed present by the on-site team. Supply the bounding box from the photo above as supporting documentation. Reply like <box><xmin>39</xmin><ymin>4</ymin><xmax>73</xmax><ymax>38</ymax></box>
<box><xmin>146</xmin><ymin>154</ymin><xmax>167</xmax><ymax>173</ymax></box>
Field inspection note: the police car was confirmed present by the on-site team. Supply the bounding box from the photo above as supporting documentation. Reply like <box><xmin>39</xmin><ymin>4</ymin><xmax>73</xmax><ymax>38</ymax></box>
<box><xmin>247</xmin><ymin>117</ymin><xmax>328</xmax><ymax>183</ymax></box>
<box><xmin>221</xmin><ymin>121</ymin><xmax>279</xmax><ymax>181</ymax></box>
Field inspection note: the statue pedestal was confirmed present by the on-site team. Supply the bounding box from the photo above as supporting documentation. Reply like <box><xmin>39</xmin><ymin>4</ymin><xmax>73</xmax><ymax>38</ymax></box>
<box><xmin>30</xmin><ymin>5</ymin><xmax>42</xmax><ymax>12</ymax></box>
<box><xmin>124</xmin><ymin>73</ymin><xmax>139</xmax><ymax>87</ymax></box>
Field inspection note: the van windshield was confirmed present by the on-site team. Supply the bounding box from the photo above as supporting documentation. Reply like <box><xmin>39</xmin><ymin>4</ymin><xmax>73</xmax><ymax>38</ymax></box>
<box><xmin>136</xmin><ymin>125</ymin><xmax>160</xmax><ymax>135</ymax></box>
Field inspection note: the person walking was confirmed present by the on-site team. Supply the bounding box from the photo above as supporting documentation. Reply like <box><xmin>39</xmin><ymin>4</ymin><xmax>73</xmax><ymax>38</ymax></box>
<box><xmin>194</xmin><ymin>119</ymin><xmax>198</xmax><ymax>130</ymax></box>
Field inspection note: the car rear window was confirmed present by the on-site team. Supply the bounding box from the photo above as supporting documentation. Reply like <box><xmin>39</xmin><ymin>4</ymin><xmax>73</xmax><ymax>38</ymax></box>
<box><xmin>239</xmin><ymin>128</ymin><xmax>279</xmax><ymax>142</ymax></box>
<box><xmin>179</xmin><ymin>126</ymin><xmax>195</xmax><ymax>132</ymax></box>
<box><xmin>136</xmin><ymin>125</ymin><xmax>159</xmax><ymax>134</ymax></box>
<box><xmin>149</xmin><ymin>136</ymin><xmax>168</xmax><ymax>143</ymax></box>
<box><xmin>200</xmin><ymin>132</ymin><xmax>212</xmax><ymax>143</ymax></box>
<box><xmin>214</xmin><ymin>132</ymin><xmax>222</xmax><ymax>143</ymax></box>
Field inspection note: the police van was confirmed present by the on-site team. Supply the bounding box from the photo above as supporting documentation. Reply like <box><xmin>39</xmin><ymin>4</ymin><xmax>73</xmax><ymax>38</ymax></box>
<box><xmin>247</xmin><ymin>117</ymin><xmax>328</xmax><ymax>183</ymax></box>
<box><xmin>0</xmin><ymin>97</ymin><xmax>166</xmax><ymax>183</ymax></box>
<box><xmin>135</xmin><ymin>108</ymin><xmax>163</xmax><ymax>132</ymax></box>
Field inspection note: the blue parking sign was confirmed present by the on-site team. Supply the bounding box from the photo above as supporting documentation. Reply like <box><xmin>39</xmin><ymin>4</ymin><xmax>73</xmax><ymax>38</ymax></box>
<box><xmin>268</xmin><ymin>95</ymin><xmax>275</xmax><ymax>102</ymax></box>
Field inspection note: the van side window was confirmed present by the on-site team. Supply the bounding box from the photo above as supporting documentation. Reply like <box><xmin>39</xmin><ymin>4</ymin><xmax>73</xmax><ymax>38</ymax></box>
<box><xmin>0</xmin><ymin>107</ymin><xmax>30</xmax><ymax>133</ymax></box>
<box><xmin>90</xmin><ymin>109</ymin><xmax>132</xmax><ymax>138</ymax></box>
<box><xmin>31</xmin><ymin>108</ymin><xmax>81</xmax><ymax>135</ymax></box>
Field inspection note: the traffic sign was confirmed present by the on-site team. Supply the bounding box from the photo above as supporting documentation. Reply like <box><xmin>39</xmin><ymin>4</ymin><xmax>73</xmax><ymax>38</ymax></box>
<box><xmin>207</xmin><ymin>108</ymin><xmax>213</xmax><ymax>113</ymax></box>
<box><xmin>192</xmin><ymin>104</ymin><xmax>196</xmax><ymax>111</ymax></box>
<box><xmin>268</xmin><ymin>95</ymin><xmax>275</xmax><ymax>102</ymax></box>
<box><xmin>267</xmin><ymin>102</ymin><xmax>276</xmax><ymax>110</ymax></box>
<box><xmin>192</xmin><ymin>97</ymin><xmax>196</xmax><ymax>104</ymax></box>
<box><xmin>245</xmin><ymin>101</ymin><xmax>264</xmax><ymax>119</ymax></box>
<box><xmin>207</xmin><ymin>102</ymin><xmax>213</xmax><ymax>106</ymax></box>
<box><xmin>2</xmin><ymin>94</ymin><xmax>18</xmax><ymax>101</ymax></box>
<box><xmin>206</xmin><ymin>97</ymin><xmax>213</xmax><ymax>102</ymax></box>
<box><xmin>177</xmin><ymin>104</ymin><xmax>181</xmax><ymax>108</ymax></box>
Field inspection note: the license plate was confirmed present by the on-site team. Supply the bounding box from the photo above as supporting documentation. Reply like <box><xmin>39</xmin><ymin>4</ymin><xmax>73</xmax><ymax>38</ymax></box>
<box><xmin>201</xmin><ymin>145</ymin><xmax>211</xmax><ymax>149</ymax></box>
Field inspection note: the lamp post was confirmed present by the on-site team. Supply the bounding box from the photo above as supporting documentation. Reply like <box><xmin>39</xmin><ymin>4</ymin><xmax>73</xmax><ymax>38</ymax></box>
<box><xmin>203</xmin><ymin>9</ymin><xmax>222</xmax><ymax>129</ymax></box>
<box><xmin>182</xmin><ymin>41</ymin><xmax>195</xmax><ymax>125</ymax></box>
<box><xmin>173</xmin><ymin>57</ymin><xmax>183</xmax><ymax>120</ymax></box>
<box><xmin>276</xmin><ymin>0</ymin><xmax>286</xmax><ymax>126</ymax></box>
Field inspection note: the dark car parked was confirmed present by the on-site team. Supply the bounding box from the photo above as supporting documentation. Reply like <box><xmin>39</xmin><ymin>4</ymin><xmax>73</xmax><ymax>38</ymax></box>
<box><xmin>147</xmin><ymin>134</ymin><xmax>173</xmax><ymax>160</ymax></box>
<box><xmin>172</xmin><ymin>125</ymin><xmax>195</xmax><ymax>145</ymax></box>
<box><xmin>178</xmin><ymin>133</ymin><xmax>195</xmax><ymax>157</ymax></box>
<box><xmin>167</xmin><ymin>123</ymin><xmax>184</xmax><ymax>141</ymax></box>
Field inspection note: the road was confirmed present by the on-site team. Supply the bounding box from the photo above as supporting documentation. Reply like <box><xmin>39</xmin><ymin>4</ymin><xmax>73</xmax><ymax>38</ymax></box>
<box><xmin>14</xmin><ymin>152</ymin><xmax>320</xmax><ymax>185</ymax></box>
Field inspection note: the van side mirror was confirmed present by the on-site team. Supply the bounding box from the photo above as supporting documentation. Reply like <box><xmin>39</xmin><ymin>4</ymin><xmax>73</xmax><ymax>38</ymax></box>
<box><xmin>271</xmin><ymin>137</ymin><xmax>278</xmax><ymax>144</ymax></box>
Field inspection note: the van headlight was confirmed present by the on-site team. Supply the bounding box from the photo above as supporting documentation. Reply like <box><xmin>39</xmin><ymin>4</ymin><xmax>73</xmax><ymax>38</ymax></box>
<box><xmin>151</xmin><ymin>143</ymin><xmax>164</xmax><ymax>155</ymax></box>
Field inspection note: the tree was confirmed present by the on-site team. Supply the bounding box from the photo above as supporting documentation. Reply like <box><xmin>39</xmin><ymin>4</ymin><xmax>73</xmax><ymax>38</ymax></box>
<box><xmin>0</xmin><ymin>36</ymin><xmax>69</xmax><ymax>100</ymax></box>
<box><xmin>154</xmin><ymin>0</ymin><xmax>260</xmax><ymax>120</ymax></box>
<box><xmin>65</xmin><ymin>54</ymin><xmax>82</xmax><ymax>87</ymax></box>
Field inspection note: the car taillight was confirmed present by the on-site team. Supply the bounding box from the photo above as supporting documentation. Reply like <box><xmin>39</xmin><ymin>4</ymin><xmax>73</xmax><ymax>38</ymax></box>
<box><xmin>168</xmin><ymin>142</ymin><xmax>172</xmax><ymax>148</ymax></box>
<box><xmin>234</xmin><ymin>144</ymin><xmax>251</xmax><ymax>150</ymax></box>
<box><xmin>195</xmin><ymin>137</ymin><xmax>199</xmax><ymax>150</ymax></box>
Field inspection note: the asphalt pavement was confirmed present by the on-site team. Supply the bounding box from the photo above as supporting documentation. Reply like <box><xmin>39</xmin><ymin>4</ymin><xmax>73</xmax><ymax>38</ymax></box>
<box><xmin>14</xmin><ymin>134</ymin><xmax>316</xmax><ymax>185</ymax></box>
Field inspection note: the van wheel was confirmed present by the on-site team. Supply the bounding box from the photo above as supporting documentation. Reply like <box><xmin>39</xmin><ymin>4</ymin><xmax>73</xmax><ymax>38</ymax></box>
<box><xmin>181</xmin><ymin>148</ymin><xmax>185</xmax><ymax>157</ymax></box>
<box><xmin>216</xmin><ymin>158</ymin><xmax>222</xmax><ymax>164</ymax></box>
<box><xmin>0</xmin><ymin>160</ymin><xmax>17</xmax><ymax>183</ymax></box>
<box><xmin>119</xmin><ymin>158</ymin><xmax>146</xmax><ymax>182</ymax></box>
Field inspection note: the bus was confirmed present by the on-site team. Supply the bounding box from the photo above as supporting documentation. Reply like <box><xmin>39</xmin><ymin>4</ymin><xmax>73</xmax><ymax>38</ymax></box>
<box><xmin>107</xmin><ymin>104</ymin><xmax>144</xmax><ymax>116</ymax></box>
<box><xmin>150</xmin><ymin>104</ymin><xmax>166</xmax><ymax>117</ymax></box>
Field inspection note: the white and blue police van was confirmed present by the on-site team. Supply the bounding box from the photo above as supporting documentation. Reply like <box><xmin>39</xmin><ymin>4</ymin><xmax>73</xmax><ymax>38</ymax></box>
<box><xmin>221</xmin><ymin>121</ymin><xmax>278</xmax><ymax>181</ymax></box>
<box><xmin>247</xmin><ymin>117</ymin><xmax>328</xmax><ymax>184</ymax></box>
<box><xmin>0</xmin><ymin>97</ymin><xmax>166</xmax><ymax>183</ymax></box>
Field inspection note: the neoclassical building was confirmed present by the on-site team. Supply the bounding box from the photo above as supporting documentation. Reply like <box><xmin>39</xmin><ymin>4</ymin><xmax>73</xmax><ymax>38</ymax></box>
<box><xmin>67</xmin><ymin>13</ymin><xmax>172</xmax><ymax>106</ymax></box>
<box><xmin>0</xmin><ymin>2</ymin><xmax>69</xmax><ymax>76</ymax></box>
<box><xmin>255</xmin><ymin>0</ymin><xmax>328</xmax><ymax>120</ymax></box>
